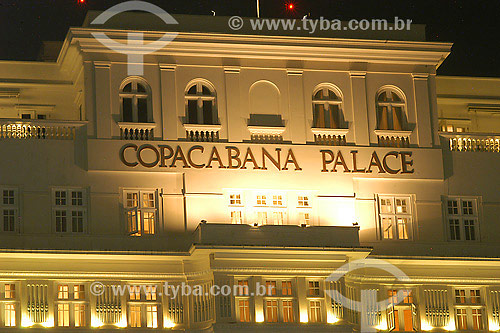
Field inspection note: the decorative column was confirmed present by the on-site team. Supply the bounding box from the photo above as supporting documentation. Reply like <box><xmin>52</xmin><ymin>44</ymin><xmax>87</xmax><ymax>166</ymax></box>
<box><xmin>93</xmin><ymin>61</ymin><xmax>112</xmax><ymax>139</ymax></box>
<box><xmin>287</xmin><ymin>69</ymin><xmax>307</xmax><ymax>144</ymax></box>
<box><xmin>350</xmin><ymin>71</ymin><xmax>370</xmax><ymax>146</ymax></box>
<box><xmin>159</xmin><ymin>64</ymin><xmax>178</xmax><ymax>141</ymax></box>
<box><xmin>224</xmin><ymin>67</ymin><xmax>242</xmax><ymax>142</ymax></box>
<box><xmin>412</xmin><ymin>73</ymin><xmax>433</xmax><ymax>147</ymax></box>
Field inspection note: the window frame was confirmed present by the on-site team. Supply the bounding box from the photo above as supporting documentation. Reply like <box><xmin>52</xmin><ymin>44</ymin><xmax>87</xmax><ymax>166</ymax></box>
<box><xmin>312</xmin><ymin>85</ymin><xmax>344</xmax><ymax>129</ymax></box>
<box><xmin>119</xmin><ymin>77</ymin><xmax>153</xmax><ymax>123</ymax></box>
<box><xmin>123</xmin><ymin>189</ymin><xmax>159</xmax><ymax>237</ymax></box>
<box><xmin>185</xmin><ymin>80</ymin><xmax>218</xmax><ymax>125</ymax></box>
<box><xmin>376</xmin><ymin>86</ymin><xmax>407</xmax><ymax>131</ymax></box>
<box><xmin>52</xmin><ymin>188</ymin><xmax>88</xmax><ymax>234</ymax></box>
<box><xmin>377</xmin><ymin>195</ymin><xmax>414</xmax><ymax>241</ymax></box>
<box><xmin>1</xmin><ymin>187</ymin><xmax>19</xmax><ymax>233</ymax></box>
<box><xmin>445</xmin><ymin>197</ymin><xmax>480</xmax><ymax>242</ymax></box>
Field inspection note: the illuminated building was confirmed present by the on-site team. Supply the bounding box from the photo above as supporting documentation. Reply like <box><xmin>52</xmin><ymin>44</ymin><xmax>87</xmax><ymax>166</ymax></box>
<box><xmin>0</xmin><ymin>11</ymin><xmax>499</xmax><ymax>331</ymax></box>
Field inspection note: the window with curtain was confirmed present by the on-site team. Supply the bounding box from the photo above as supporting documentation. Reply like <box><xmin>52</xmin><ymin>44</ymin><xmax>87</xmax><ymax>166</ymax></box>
<box><xmin>376</xmin><ymin>88</ymin><xmax>406</xmax><ymax>130</ymax></box>
<box><xmin>312</xmin><ymin>87</ymin><xmax>343</xmax><ymax>129</ymax></box>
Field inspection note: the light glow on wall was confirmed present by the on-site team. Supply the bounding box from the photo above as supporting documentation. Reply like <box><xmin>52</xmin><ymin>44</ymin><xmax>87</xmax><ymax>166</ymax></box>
<box><xmin>115</xmin><ymin>316</ymin><xmax>128</xmax><ymax>328</ymax></box>
<box><xmin>490</xmin><ymin>320</ymin><xmax>500</xmax><ymax>331</ymax></box>
<box><xmin>327</xmin><ymin>313</ymin><xmax>339</xmax><ymax>324</ymax></box>
<box><xmin>21</xmin><ymin>317</ymin><xmax>34</xmax><ymax>327</ymax></box>
<box><xmin>91</xmin><ymin>316</ymin><xmax>104</xmax><ymax>328</ymax></box>
<box><xmin>164</xmin><ymin>319</ymin><xmax>176</xmax><ymax>328</ymax></box>
<box><xmin>255</xmin><ymin>311</ymin><xmax>265</xmax><ymax>323</ymax></box>
<box><xmin>41</xmin><ymin>320</ymin><xmax>54</xmax><ymax>328</ymax></box>
<box><xmin>444</xmin><ymin>320</ymin><xmax>456</xmax><ymax>331</ymax></box>
<box><xmin>375</xmin><ymin>322</ymin><xmax>388</xmax><ymax>330</ymax></box>
<box><xmin>420</xmin><ymin>320</ymin><xmax>434</xmax><ymax>331</ymax></box>
<box><xmin>299</xmin><ymin>312</ymin><xmax>308</xmax><ymax>323</ymax></box>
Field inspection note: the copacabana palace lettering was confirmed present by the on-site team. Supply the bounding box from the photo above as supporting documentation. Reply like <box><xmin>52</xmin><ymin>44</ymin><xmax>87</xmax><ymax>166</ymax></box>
<box><xmin>120</xmin><ymin>144</ymin><xmax>414</xmax><ymax>174</ymax></box>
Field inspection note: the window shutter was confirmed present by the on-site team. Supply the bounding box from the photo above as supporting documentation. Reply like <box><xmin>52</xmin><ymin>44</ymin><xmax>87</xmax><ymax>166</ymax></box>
<box><xmin>411</xmin><ymin>303</ymin><xmax>419</xmax><ymax>331</ymax></box>
<box><xmin>387</xmin><ymin>304</ymin><xmax>396</xmax><ymax>332</ymax></box>
<box><xmin>126</xmin><ymin>207</ymin><xmax>139</xmax><ymax>235</ymax></box>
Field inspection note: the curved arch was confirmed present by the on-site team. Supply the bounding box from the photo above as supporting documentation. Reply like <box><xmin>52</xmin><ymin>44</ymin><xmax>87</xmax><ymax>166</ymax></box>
<box><xmin>184</xmin><ymin>79</ymin><xmax>218</xmax><ymax>125</ymax></box>
<box><xmin>248</xmin><ymin>80</ymin><xmax>282</xmax><ymax>127</ymax></box>
<box><xmin>312</xmin><ymin>83</ymin><xmax>345</xmax><ymax>129</ymax></box>
<box><xmin>119</xmin><ymin>76</ymin><xmax>153</xmax><ymax>123</ymax></box>
<box><xmin>376</xmin><ymin>85</ymin><xmax>407</xmax><ymax>131</ymax></box>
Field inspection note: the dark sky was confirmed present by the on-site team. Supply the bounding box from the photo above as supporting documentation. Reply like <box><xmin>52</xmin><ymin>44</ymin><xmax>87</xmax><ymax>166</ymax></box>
<box><xmin>0</xmin><ymin>0</ymin><xmax>499</xmax><ymax>77</ymax></box>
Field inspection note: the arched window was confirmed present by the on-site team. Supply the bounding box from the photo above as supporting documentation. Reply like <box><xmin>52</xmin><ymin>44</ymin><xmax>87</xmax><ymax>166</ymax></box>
<box><xmin>312</xmin><ymin>86</ymin><xmax>343</xmax><ymax>129</ymax></box>
<box><xmin>120</xmin><ymin>78</ymin><xmax>152</xmax><ymax>123</ymax></box>
<box><xmin>376</xmin><ymin>87</ymin><xmax>406</xmax><ymax>131</ymax></box>
<box><xmin>185</xmin><ymin>81</ymin><xmax>217</xmax><ymax>125</ymax></box>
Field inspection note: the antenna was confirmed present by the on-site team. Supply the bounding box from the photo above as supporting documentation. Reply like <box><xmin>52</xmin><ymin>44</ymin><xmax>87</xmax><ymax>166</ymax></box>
<box><xmin>256</xmin><ymin>0</ymin><xmax>260</xmax><ymax>18</ymax></box>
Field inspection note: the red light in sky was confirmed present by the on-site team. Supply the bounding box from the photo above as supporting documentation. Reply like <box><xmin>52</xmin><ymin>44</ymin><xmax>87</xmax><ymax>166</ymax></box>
<box><xmin>78</xmin><ymin>0</ymin><xmax>85</xmax><ymax>4</ymax></box>
<box><xmin>287</xmin><ymin>3</ymin><xmax>295</xmax><ymax>10</ymax></box>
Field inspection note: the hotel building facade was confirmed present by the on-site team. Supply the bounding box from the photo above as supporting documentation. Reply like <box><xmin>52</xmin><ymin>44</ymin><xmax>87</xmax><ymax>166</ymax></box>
<box><xmin>0</xmin><ymin>11</ymin><xmax>499</xmax><ymax>332</ymax></box>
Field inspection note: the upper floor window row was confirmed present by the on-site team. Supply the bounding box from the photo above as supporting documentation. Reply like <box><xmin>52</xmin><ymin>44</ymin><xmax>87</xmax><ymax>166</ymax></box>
<box><xmin>118</xmin><ymin>77</ymin><xmax>407</xmax><ymax>131</ymax></box>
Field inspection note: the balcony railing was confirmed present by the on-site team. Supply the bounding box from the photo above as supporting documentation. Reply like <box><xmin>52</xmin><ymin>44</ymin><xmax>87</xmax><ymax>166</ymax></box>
<box><xmin>441</xmin><ymin>132</ymin><xmax>500</xmax><ymax>152</ymax></box>
<box><xmin>0</xmin><ymin>119</ymin><xmax>85</xmax><ymax>140</ymax></box>
<box><xmin>184</xmin><ymin>124</ymin><xmax>221</xmax><ymax>142</ymax></box>
<box><xmin>248</xmin><ymin>126</ymin><xmax>285</xmax><ymax>143</ymax></box>
<box><xmin>375</xmin><ymin>130</ymin><xmax>411</xmax><ymax>148</ymax></box>
<box><xmin>312</xmin><ymin>128</ymin><xmax>348</xmax><ymax>146</ymax></box>
<box><xmin>118</xmin><ymin>122</ymin><xmax>155</xmax><ymax>141</ymax></box>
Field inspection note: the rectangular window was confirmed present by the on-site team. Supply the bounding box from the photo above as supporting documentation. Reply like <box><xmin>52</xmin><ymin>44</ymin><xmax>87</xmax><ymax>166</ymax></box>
<box><xmin>456</xmin><ymin>308</ymin><xmax>467</xmax><ymax>330</ymax></box>
<box><xmin>237</xmin><ymin>280</ymin><xmax>249</xmax><ymax>296</ymax></box>
<box><xmin>130</xmin><ymin>285</ymin><xmax>141</xmax><ymax>301</ymax></box>
<box><xmin>282</xmin><ymin>300</ymin><xmax>294</xmax><ymax>322</ymax></box>
<box><xmin>256</xmin><ymin>195</ymin><xmax>267</xmax><ymax>206</ymax></box>
<box><xmin>53</xmin><ymin>189</ymin><xmax>87</xmax><ymax>233</ymax></box>
<box><xmin>265</xmin><ymin>300</ymin><xmax>278</xmax><ymax>322</ymax></box>
<box><xmin>470</xmin><ymin>290</ymin><xmax>481</xmax><ymax>304</ymax></box>
<box><xmin>257</xmin><ymin>211</ymin><xmax>268</xmax><ymax>225</ymax></box>
<box><xmin>446</xmin><ymin>197</ymin><xmax>479</xmax><ymax>241</ymax></box>
<box><xmin>146</xmin><ymin>305</ymin><xmax>158</xmax><ymax>328</ymax></box>
<box><xmin>1</xmin><ymin>188</ymin><xmax>18</xmax><ymax>233</ymax></box>
<box><xmin>229</xmin><ymin>194</ymin><xmax>242</xmax><ymax>206</ymax></box>
<box><xmin>239</xmin><ymin>299</ymin><xmax>250</xmax><ymax>322</ymax></box>
<box><xmin>4</xmin><ymin>303</ymin><xmax>16</xmax><ymax>327</ymax></box>
<box><xmin>124</xmin><ymin>190</ymin><xmax>157</xmax><ymax>236</ymax></box>
<box><xmin>272</xmin><ymin>195</ymin><xmax>283</xmax><ymax>206</ymax></box>
<box><xmin>74</xmin><ymin>285</ymin><xmax>85</xmax><ymax>300</ymax></box>
<box><xmin>146</xmin><ymin>286</ymin><xmax>157</xmax><ymax>301</ymax></box>
<box><xmin>378</xmin><ymin>196</ymin><xmax>413</xmax><ymax>240</ymax></box>
<box><xmin>309</xmin><ymin>300</ymin><xmax>322</xmax><ymax>323</ymax></box>
<box><xmin>231</xmin><ymin>210</ymin><xmax>243</xmax><ymax>224</ymax></box>
<box><xmin>129</xmin><ymin>305</ymin><xmax>142</xmax><ymax>327</ymax></box>
<box><xmin>299</xmin><ymin>212</ymin><xmax>310</xmax><ymax>225</ymax></box>
<box><xmin>472</xmin><ymin>309</ymin><xmax>483</xmax><ymax>330</ymax></box>
<box><xmin>5</xmin><ymin>284</ymin><xmax>15</xmax><ymax>299</ymax></box>
<box><xmin>298</xmin><ymin>196</ymin><xmax>309</xmax><ymax>207</ymax></box>
<box><xmin>266</xmin><ymin>281</ymin><xmax>277</xmax><ymax>296</ymax></box>
<box><xmin>74</xmin><ymin>304</ymin><xmax>86</xmax><ymax>327</ymax></box>
<box><xmin>58</xmin><ymin>285</ymin><xmax>69</xmax><ymax>300</ymax></box>
<box><xmin>57</xmin><ymin>303</ymin><xmax>70</xmax><ymax>327</ymax></box>
<box><xmin>282</xmin><ymin>281</ymin><xmax>292</xmax><ymax>296</ymax></box>
<box><xmin>308</xmin><ymin>281</ymin><xmax>320</xmax><ymax>297</ymax></box>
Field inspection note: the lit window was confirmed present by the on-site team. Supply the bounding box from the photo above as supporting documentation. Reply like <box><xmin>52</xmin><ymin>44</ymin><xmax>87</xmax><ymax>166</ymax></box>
<box><xmin>312</xmin><ymin>86</ymin><xmax>343</xmax><ymax>129</ymax></box>
<box><xmin>5</xmin><ymin>284</ymin><xmax>15</xmax><ymax>299</ymax></box>
<box><xmin>1</xmin><ymin>188</ymin><xmax>18</xmax><ymax>233</ymax></box>
<box><xmin>470</xmin><ymin>290</ymin><xmax>481</xmax><ymax>304</ymax></box>
<box><xmin>472</xmin><ymin>309</ymin><xmax>483</xmax><ymax>330</ymax></box>
<box><xmin>388</xmin><ymin>289</ymin><xmax>413</xmax><ymax>305</ymax></box>
<box><xmin>282</xmin><ymin>281</ymin><xmax>292</xmax><ymax>296</ymax></box>
<box><xmin>309</xmin><ymin>300</ymin><xmax>322</xmax><ymax>323</ymax></box>
<box><xmin>74</xmin><ymin>304</ymin><xmax>86</xmax><ymax>327</ymax></box>
<box><xmin>378</xmin><ymin>196</ymin><xmax>413</xmax><ymax>240</ymax></box>
<box><xmin>146</xmin><ymin>286</ymin><xmax>157</xmax><ymax>301</ymax></box>
<box><xmin>237</xmin><ymin>280</ymin><xmax>249</xmax><ymax>296</ymax></box>
<box><xmin>73</xmin><ymin>284</ymin><xmax>85</xmax><ymax>299</ymax></box>
<box><xmin>256</xmin><ymin>195</ymin><xmax>267</xmax><ymax>206</ymax></box>
<box><xmin>229</xmin><ymin>194</ymin><xmax>242</xmax><ymax>205</ymax></box>
<box><xmin>57</xmin><ymin>303</ymin><xmax>70</xmax><ymax>327</ymax></box>
<box><xmin>446</xmin><ymin>197</ymin><xmax>479</xmax><ymax>241</ymax></box>
<box><xmin>53</xmin><ymin>189</ymin><xmax>87</xmax><ymax>233</ymax></box>
<box><xmin>257</xmin><ymin>211</ymin><xmax>268</xmax><ymax>225</ymax></box>
<box><xmin>282</xmin><ymin>300</ymin><xmax>294</xmax><ymax>322</ymax></box>
<box><xmin>298</xmin><ymin>196</ymin><xmax>309</xmax><ymax>207</ymax></box>
<box><xmin>185</xmin><ymin>81</ymin><xmax>217</xmax><ymax>125</ymax></box>
<box><xmin>5</xmin><ymin>303</ymin><xmax>16</xmax><ymax>327</ymax></box>
<box><xmin>130</xmin><ymin>285</ymin><xmax>141</xmax><ymax>301</ymax></box>
<box><xmin>230</xmin><ymin>210</ymin><xmax>243</xmax><ymax>224</ymax></box>
<box><xmin>239</xmin><ymin>299</ymin><xmax>250</xmax><ymax>322</ymax></box>
<box><xmin>266</xmin><ymin>281</ymin><xmax>277</xmax><ymax>296</ymax></box>
<box><xmin>124</xmin><ymin>190</ymin><xmax>157</xmax><ymax>236</ymax></box>
<box><xmin>146</xmin><ymin>305</ymin><xmax>158</xmax><ymax>328</ymax></box>
<box><xmin>129</xmin><ymin>305</ymin><xmax>142</xmax><ymax>327</ymax></box>
<box><xmin>299</xmin><ymin>212</ymin><xmax>311</xmax><ymax>225</ymax></box>
<box><xmin>58</xmin><ymin>285</ymin><xmax>69</xmax><ymax>299</ymax></box>
<box><xmin>271</xmin><ymin>211</ymin><xmax>285</xmax><ymax>225</ymax></box>
<box><xmin>308</xmin><ymin>281</ymin><xmax>320</xmax><ymax>297</ymax></box>
<box><xmin>120</xmin><ymin>78</ymin><xmax>152</xmax><ymax>123</ymax></box>
<box><xmin>376</xmin><ymin>87</ymin><xmax>406</xmax><ymax>131</ymax></box>
<box><xmin>272</xmin><ymin>195</ymin><xmax>283</xmax><ymax>206</ymax></box>
<box><xmin>265</xmin><ymin>300</ymin><xmax>278</xmax><ymax>322</ymax></box>
<box><xmin>456</xmin><ymin>308</ymin><xmax>467</xmax><ymax>330</ymax></box>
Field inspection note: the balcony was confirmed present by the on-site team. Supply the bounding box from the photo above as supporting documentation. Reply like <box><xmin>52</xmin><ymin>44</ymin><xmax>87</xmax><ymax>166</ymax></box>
<box><xmin>0</xmin><ymin>118</ymin><xmax>85</xmax><ymax>140</ymax></box>
<box><xmin>375</xmin><ymin>130</ymin><xmax>411</xmax><ymax>148</ymax></box>
<box><xmin>184</xmin><ymin>124</ymin><xmax>221</xmax><ymax>142</ymax></box>
<box><xmin>441</xmin><ymin>132</ymin><xmax>500</xmax><ymax>152</ymax></box>
<box><xmin>312</xmin><ymin>128</ymin><xmax>348</xmax><ymax>146</ymax></box>
<box><xmin>193</xmin><ymin>223</ymin><xmax>361</xmax><ymax>248</ymax></box>
<box><xmin>248</xmin><ymin>126</ymin><xmax>286</xmax><ymax>143</ymax></box>
<box><xmin>118</xmin><ymin>122</ymin><xmax>155</xmax><ymax>141</ymax></box>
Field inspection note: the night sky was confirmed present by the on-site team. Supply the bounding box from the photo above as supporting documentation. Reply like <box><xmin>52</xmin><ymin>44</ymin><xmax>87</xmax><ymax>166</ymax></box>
<box><xmin>0</xmin><ymin>0</ymin><xmax>499</xmax><ymax>77</ymax></box>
